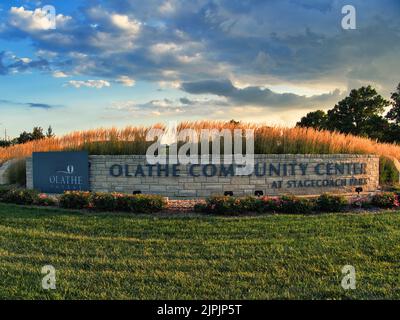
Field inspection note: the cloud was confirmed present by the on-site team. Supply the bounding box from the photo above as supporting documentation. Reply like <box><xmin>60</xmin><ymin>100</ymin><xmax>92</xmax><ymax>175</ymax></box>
<box><xmin>8</xmin><ymin>6</ymin><xmax>71</xmax><ymax>32</ymax></box>
<box><xmin>26</xmin><ymin>103</ymin><xmax>55</xmax><ymax>109</ymax></box>
<box><xmin>116</xmin><ymin>75</ymin><xmax>135</xmax><ymax>87</ymax></box>
<box><xmin>0</xmin><ymin>50</ymin><xmax>49</xmax><ymax>74</ymax></box>
<box><xmin>110</xmin><ymin>14</ymin><xmax>141</xmax><ymax>34</ymax></box>
<box><xmin>66</xmin><ymin>80</ymin><xmax>111</xmax><ymax>89</ymax></box>
<box><xmin>0</xmin><ymin>1</ymin><xmax>399</xmax><ymax>98</ymax></box>
<box><xmin>0</xmin><ymin>99</ymin><xmax>60</xmax><ymax>109</ymax></box>
<box><xmin>181</xmin><ymin>79</ymin><xmax>342</xmax><ymax>109</ymax></box>
<box><xmin>108</xmin><ymin>96</ymin><xmax>229</xmax><ymax>118</ymax></box>
<box><xmin>52</xmin><ymin>71</ymin><xmax>68</xmax><ymax>78</ymax></box>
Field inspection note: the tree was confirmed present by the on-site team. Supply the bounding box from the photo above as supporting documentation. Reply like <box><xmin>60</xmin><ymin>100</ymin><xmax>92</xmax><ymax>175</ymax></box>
<box><xmin>14</xmin><ymin>127</ymin><xmax>46</xmax><ymax>144</ymax></box>
<box><xmin>16</xmin><ymin>131</ymin><xmax>33</xmax><ymax>144</ymax></box>
<box><xmin>46</xmin><ymin>125</ymin><xmax>55</xmax><ymax>138</ymax></box>
<box><xmin>386</xmin><ymin>83</ymin><xmax>400</xmax><ymax>124</ymax></box>
<box><xmin>229</xmin><ymin>119</ymin><xmax>240</xmax><ymax>125</ymax></box>
<box><xmin>32</xmin><ymin>127</ymin><xmax>45</xmax><ymax>140</ymax></box>
<box><xmin>0</xmin><ymin>140</ymin><xmax>11</xmax><ymax>147</ymax></box>
<box><xmin>361</xmin><ymin>115</ymin><xmax>392</xmax><ymax>142</ymax></box>
<box><xmin>326</xmin><ymin>86</ymin><xmax>390</xmax><ymax>136</ymax></box>
<box><xmin>296</xmin><ymin>110</ymin><xmax>328</xmax><ymax>130</ymax></box>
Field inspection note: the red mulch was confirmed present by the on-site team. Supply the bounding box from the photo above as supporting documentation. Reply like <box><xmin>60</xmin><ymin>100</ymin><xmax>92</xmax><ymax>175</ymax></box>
<box><xmin>167</xmin><ymin>199</ymin><xmax>206</xmax><ymax>212</ymax></box>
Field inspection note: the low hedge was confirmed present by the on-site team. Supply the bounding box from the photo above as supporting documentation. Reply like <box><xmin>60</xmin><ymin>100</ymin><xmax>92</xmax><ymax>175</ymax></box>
<box><xmin>0</xmin><ymin>186</ymin><xmax>12</xmax><ymax>201</ymax></box>
<box><xmin>0</xmin><ymin>187</ymin><xmax>57</xmax><ymax>206</ymax></box>
<box><xmin>0</xmin><ymin>188</ymin><xmax>399</xmax><ymax>214</ymax></box>
<box><xmin>91</xmin><ymin>192</ymin><xmax>167</xmax><ymax>213</ymax></box>
<box><xmin>197</xmin><ymin>195</ymin><xmax>315</xmax><ymax>215</ymax></box>
<box><xmin>0</xmin><ymin>188</ymin><xmax>166</xmax><ymax>213</ymax></box>
<box><xmin>34</xmin><ymin>194</ymin><xmax>57</xmax><ymax>207</ymax></box>
<box><xmin>59</xmin><ymin>191</ymin><xmax>91</xmax><ymax>209</ymax></box>
<box><xmin>58</xmin><ymin>191</ymin><xmax>167</xmax><ymax>213</ymax></box>
<box><xmin>1</xmin><ymin>188</ymin><xmax>39</xmax><ymax>205</ymax></box>
<box><xmin>198</xmin><ymin>194</ymin><xmax>350</xmax><ymax>215</ymax></box>
<box><xmin>315</xmin><ymin>193</ymin><xmax>348</xmax><ymax>212</ymax></box>
<box><xmin>371</xmin><ymin>192</ymin><xmax>399</xmax><ymax>209</ymax></box>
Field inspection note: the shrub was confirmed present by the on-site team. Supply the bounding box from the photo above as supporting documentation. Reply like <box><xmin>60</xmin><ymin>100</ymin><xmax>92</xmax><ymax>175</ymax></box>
<box><xmin>6</xmin><ymin>159</ymin><xmax>26</xmax><ymax>186</ymax></box>
<box><xmin>90</xmin><ymin>192</ymin><xmax>116</xmax><ymax>211</ymax></box>
<box><xmin>260</xmin><ymin>197</ymin><xmax>282</xmax><ymax>213</ymax></box>
<box><xmin>194</xmin><ymin>203</ymin><xmax>208</xmax><ymax>213</ymax></box>
<box><xmin>201</xmin><ymin>195</ymin><xmax>315</xmax><ymax>215</ymax></box>
<box><xmin>109</xmin><ymin>193</ymin><xmax>128</xmax><ymax>211</ymax></box>
<box><xmin>89</xmin><ymin>192</ymin><xmax>166</xmax><ymax>213</ymax></box>
<box><xmin>380</xmin><ymin>157</ymin><xmax>399</xmax><ymax>186</ymax></box>
<box><xmin>238</xmin><ymin>196</ymin><xmax>264</xmax><ymax>213</ymax></box>
<box><xmin>34</xmin><ymin>193</ymin><xmax>57</xmax><ymax>207</ymax></box>
<box><xmin>316</xmin><ymin>194</ymin><xmax>348</xmax><ymax>212</ymax></box>
<box><xmin>371</xmin><ymin>192</ymin><xmax>399</xmax><ymax>209</ymax></box>
<box><xmin>204</xmin><ymin>196</ymin><xmax>240</xmax><ymax>215</ymax></box>
<box><xmin>128</xmin><ymin>194</ymin><xmax>166</xmax><ymax>213</ymax></box>
<box><xmin>59</xmin><ymin>191</ymin><xmax>91</xmax><ymax>209</ymax></box>
<box><xmin>0</xmin><ymin>186</ymin><xmax>12</xmax><ymax>201</ymax></box>
<box><xmin>2</xmin><ymin>188</ymin><xmax>39</xmax><ymax>205</ymax></box>
<box><xmin>279</xmin><ymin>195</ymin><xmax>315</xmax><ymax>214</ymax></box>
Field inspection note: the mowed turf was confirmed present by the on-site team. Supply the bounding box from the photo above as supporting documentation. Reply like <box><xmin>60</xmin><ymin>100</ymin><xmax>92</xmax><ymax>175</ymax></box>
<box><xmin>0</xmin><ymin>203</ymin><xmax>400</xmax><ymax>300</ymax></box>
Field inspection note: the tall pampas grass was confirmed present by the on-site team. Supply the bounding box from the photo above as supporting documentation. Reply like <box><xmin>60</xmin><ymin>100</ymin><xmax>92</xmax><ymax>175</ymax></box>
<box><xmin>0</xmin><ymin>122</ymin><xmax>399</xmax><ymax>163</ymax></box>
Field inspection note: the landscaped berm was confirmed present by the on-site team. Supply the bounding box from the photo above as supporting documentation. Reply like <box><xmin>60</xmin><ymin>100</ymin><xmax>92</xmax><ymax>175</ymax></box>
<box><xmin>1</xmin><ymin>121</ymin><xmax>400</xmax><ymax>299</ymax></box>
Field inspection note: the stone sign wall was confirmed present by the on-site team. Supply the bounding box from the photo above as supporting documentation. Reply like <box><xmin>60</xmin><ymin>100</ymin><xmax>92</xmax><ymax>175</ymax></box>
<box><xmin>27</xmin><ymin>154</ymin><xmax>379</xmax><ymax>198</ymax></box>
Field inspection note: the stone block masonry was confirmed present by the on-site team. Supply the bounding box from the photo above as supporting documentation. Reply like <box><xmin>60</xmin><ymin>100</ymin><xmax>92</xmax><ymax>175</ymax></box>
<box><xmin>26</xmin><ymin>154</ymin><xmax>380</xmax><ymax>198</ymax></box>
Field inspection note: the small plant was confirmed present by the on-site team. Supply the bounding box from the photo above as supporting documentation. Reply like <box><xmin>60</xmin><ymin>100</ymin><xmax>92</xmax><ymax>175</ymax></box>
<box><xmin>194</xmin><ymin>203</ymin><xmax>208</xmax><ymax>213</ymax></box>
<box><xmin>90</xmin><ymin>192</ymin><xmax>116</xmax><ymax>211</ymax></box>
<box><xmin>260</xmin><ymin>197</ymin><xmax>282</xmax><ymax>213</ymax></box>
<box><xmin>128</xmin><ymin>194</ymin><xmax>167</xmax><ymax>213</ymax></box>
<box><xmin>59</xmin><ymin>191</ymin><xmax>91</xmax><ymax>209</ymax></box>
<box><xmin>316</xmin><ymin>194</ymin><xmax>348</xmax><ymax>212</ymax></box>
<box><xmin>2</xmin><ymin>188</ymin><xmax>39</xmax><ymax>205</ymax></box>
<box><xmin>0</xmin><ymin>186</ymin><xmax>12</xmax><ymax>201</ymax></box>
<box><xmin>34</xmin><ymin>193</ymin><xmax>57</xmax><ymax>207</ymax></box>
<box><xmin>113</xmin><ymin>193</ymin><xmax>133</xmax><ymax>211</ymax></box>
<box><xmin>204</xmin><ymin>196</ymin><xmax>240</xmax><ymax>215</ymax></box>
<box><xmin>371</xmin><ymin>192</ymin><xmax>399</xmax><ymax>209</ymax></box>
<box><xmin>279</xmin><ymin>195</ymin><xmax>315</xmax><ymax>214</ymax></box>
<box><xmin>379</xmin><ymin>157</ymin><xmax>399</xmax><ymax>186</ymax></box>
<box><xmin>238</xmin><ymin>196</ymin><xmax>264</xmax><ymax>213</ymax></box>
<box><xmin>6</xmin><ymin>159</ymin><xmax>27</xmax><ymax>186</ymax></box>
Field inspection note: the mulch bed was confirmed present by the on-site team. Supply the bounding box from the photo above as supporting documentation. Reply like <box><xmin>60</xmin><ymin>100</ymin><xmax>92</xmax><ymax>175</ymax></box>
<box><xmin>166</xmin><ymin>199</ymin><xmax>206</xmax><ymax>213</ymax></box>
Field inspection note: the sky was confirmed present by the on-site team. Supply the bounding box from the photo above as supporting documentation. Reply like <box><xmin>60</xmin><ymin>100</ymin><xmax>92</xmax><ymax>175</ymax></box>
<box><xmin>0</xmin><ymin>0</ymin><xmax>399</xmax><ymax>137</ymax></box>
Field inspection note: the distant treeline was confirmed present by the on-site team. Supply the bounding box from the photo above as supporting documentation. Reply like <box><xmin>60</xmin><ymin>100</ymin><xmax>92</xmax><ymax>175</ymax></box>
<box><xmin>297</xmin><ymin>83</ymin><xmax>400</xmax><ymax>144</ymax></box>
<box><xmin>0</xmin><ymin>126</ymin><xmax>54</xmax><ymax>147</ymax></box>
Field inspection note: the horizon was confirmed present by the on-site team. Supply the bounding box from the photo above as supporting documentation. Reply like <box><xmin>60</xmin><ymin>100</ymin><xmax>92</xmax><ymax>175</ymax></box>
<box><xmin>0</xmin><ymin>0</ymin><xmax>399</xmax><ymax>137</ymax></box>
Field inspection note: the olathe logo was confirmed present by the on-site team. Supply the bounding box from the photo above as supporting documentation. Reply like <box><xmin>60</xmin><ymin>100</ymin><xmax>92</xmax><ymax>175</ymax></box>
<box><xmin>57</xmin><ymin>165</ymin><xmax>75</xmax><ymax>175</ymax></box>
<box><xmin>50</xmin><ymin>164</ymin><xmax>83</xmax><ymax>187</ymax></box>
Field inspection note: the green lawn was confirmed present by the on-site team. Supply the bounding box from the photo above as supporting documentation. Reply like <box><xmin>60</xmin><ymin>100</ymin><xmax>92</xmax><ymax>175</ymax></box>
<box><xmin>0</xmin><ymin>203</ymin><xmax>399</xmax><ymax>300</ymax></box>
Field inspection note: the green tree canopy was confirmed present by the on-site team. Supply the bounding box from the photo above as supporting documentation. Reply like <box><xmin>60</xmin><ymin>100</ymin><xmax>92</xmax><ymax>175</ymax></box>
<box><xmin>296</xmin><ymin>110</ymin><xmax>328</xmax><ymax>130</ymax></box>
<box><xmin>46</xmin><ymin>126</ymin><xmax>55</xmax><ymax>138</ymax></box>
<box><xmin>326</xmin><ymin>86</ymin><xmax>390</xmax><ymax>136</ymax></box>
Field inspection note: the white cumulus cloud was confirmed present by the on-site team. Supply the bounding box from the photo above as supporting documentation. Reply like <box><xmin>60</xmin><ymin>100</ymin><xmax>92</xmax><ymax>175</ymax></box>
<box><xmin>66</xmin><ymin>80</ymin><xmax>111</xmax><ymax>89</ymax></box>
<box><xmin>53</xmin><ymin>71</ymin><xmax>68</xmax><ymax>78</ymax></box>
<box><xmin>9</xmin><ymin>6</ymin><xmax>71</xmax><ymax>32</ymax></box>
